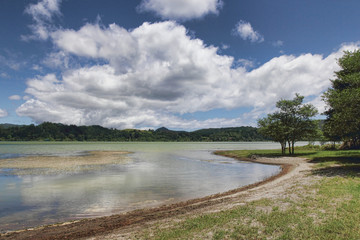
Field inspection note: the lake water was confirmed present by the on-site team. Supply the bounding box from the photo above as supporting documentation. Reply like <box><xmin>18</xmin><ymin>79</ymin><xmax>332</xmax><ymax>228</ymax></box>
<box><xmin>0</xmin><ymin>142</ymin><xmax>299</xmax><ymax>232</ymax></box>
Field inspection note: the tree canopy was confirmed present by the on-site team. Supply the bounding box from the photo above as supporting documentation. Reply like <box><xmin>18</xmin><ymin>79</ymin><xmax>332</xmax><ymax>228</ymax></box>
<box><xmin>322</xmin><ymin>50</ymin><xmax>360</xmax><ymax>149</ymax></box>
<box><xmin>258</xmin><ymin>94</ymin><xmax>319</xmax><ymax>154</ymax></box>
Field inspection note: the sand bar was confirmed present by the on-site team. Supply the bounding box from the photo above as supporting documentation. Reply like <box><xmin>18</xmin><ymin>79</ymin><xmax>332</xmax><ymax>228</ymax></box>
<box><xmin>0</xmin><ymin>151</ymin><xmax>131</xmax><ymax>175</ymax></box>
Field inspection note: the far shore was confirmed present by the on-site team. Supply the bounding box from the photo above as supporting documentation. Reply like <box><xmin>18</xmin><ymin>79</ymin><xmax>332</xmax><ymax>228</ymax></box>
<box><xmin>0</xmin><ymin>152</ymin><xmax>308</xmax><ymax>240</ymax></box>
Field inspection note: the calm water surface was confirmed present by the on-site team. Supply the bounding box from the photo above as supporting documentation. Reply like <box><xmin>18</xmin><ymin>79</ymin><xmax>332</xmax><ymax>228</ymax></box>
<box><xmin>0</xmin><ymin>142</ymin><xmax>300</xmax><ymax>232</ymax></box>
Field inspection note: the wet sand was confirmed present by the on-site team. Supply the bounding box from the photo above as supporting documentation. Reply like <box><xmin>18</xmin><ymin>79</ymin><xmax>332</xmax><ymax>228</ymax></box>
<box><xmin>0</xmin><ymin>151</ymin><xmax>130</xmax><ymax>175</ymax></box>
<box><xmin>0</xmin><ymin>152</ymin><xmax>311</xmax><ymax>240</ymax></box>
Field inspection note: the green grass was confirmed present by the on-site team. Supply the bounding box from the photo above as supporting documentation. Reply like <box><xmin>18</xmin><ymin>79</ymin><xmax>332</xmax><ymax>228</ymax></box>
<box><xmin>218</xmin><ymin>147</ymin><xmax>360</xmax><ymax>161</ymax></box>
<box><xmin>138</xmin><ymin>149</ymin><xmax>360</xmax><ymax>240</ymax></box>
<box><xmin>219</xmin><ymin>147</ymin><xmax>360</xmax><ymax>173</ymax></box>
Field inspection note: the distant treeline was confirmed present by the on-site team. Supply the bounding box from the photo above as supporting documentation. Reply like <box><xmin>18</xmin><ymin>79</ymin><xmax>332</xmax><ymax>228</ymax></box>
<box><xmin>0</xmin><ymin>122</ymin><xmax>270</xmax><ymax>142</ymax></box>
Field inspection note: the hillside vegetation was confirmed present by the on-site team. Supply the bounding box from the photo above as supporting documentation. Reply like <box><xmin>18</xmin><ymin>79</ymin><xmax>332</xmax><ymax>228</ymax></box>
<box><xmin>0</xmin><ymin>122</ymin><xmax>269</xmax><ymax>142</ymax></box>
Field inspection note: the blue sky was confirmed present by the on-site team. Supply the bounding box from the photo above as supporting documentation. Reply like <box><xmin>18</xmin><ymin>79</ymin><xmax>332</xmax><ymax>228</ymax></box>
<box><xmin>0</xmin><ymin>0</ymin><xmax>359</xmax><ymax>130</ymax></box>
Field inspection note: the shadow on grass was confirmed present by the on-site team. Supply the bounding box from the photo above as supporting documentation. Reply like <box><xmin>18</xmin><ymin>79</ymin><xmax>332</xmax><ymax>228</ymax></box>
<box><xmin>310</xmin><ymin>156</ymin><xmax>360</xmax><ymax>177</ymax></box>
<box><xmin>310</xmin><ymin>156</ymin><xmax>360</xmax><ymax>164</ymax></box>
<box><xmin>312</xmin><ymin>165</ymin><xmax>360</xmax><ymax>177</ymax></box>
<box><xmin>244</xmin><ymin>152</ymin><xmax>318</xmax><ymax>158</ymax></box>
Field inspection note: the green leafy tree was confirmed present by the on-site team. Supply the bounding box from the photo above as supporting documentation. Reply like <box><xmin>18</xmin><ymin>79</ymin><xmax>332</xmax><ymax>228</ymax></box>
<box><xmin>258</xmin><ymin>116</ymin><xmax>288</xmax><ymax>154</ymax></box>
<box><xmin>258</xmin><ymin>94</ymin><xmax>319</xmax><ymax>154</ymax></box>
<box><xmin>323</xmin><ymin>50</ymin><xmax>360</xmax><ymax>149</ymax></box>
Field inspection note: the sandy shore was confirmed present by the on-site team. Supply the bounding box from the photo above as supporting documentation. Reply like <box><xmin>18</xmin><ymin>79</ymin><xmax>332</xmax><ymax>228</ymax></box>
<box><xmin>0</xmin><ymin>153</ymin><xmax>312</xmax><ymax>240</ymax></box>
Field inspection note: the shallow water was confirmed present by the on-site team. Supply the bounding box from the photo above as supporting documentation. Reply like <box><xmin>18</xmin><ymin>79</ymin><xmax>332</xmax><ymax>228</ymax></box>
<box><xmin>0</xmin><ymin>142</ymin><xmax>302</xmax><ymax>232</ymax></box>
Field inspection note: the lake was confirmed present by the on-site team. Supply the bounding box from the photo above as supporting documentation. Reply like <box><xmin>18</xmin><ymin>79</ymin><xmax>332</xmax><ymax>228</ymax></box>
<box><xmin>0</xmin><ymin>142</ymin><xmax>298</xmax><ymax>232</ymax></box>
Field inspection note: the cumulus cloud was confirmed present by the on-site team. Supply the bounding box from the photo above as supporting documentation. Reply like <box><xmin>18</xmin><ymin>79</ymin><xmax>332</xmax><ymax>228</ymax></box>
<box><xmin>233</xmin><ymin>20</ymin><xmax>264</xmax><ymax>43</ymax></box>
<box><xmin>16</xmin><ymin>21</ymin><xmax>360</xmax><ymax>130</ymax></box>
<box><xmin>0</xmin><ymin>109</ymin><xmax>8</xmax><ymax>118</ymax></box>
<box><xmin>18</xmin><ymin>22</ymin><xmax>236</xmax><ymax>128</ymax></box>
<box><xmin>23</xmin><ymin>0</ymin><xmax>62</xmax><ymax>40</ymax></box>
<box><xmin>138</xmin><ymin>0</ymin><xmax>223</xmax><ymax>21</ymax></box>
<box><xmin>9</xmin><ymin>95</ymin><xmax>22</xmax><ymax>100</ymax></box>
<box><xmin>235</xmin><ymin>59</ymin><xmax>255</xmax><ymax>69</ymax></box>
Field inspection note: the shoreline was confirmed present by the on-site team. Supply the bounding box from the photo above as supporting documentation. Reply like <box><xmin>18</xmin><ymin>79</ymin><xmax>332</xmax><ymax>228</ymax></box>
<box><xmin>0</xmin><ymin>152</ymin><xmax>306</xmax><ymax>240</ymax></box>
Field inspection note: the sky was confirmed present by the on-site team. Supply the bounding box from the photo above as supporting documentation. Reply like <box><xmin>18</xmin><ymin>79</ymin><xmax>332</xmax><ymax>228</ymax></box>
<box><xmin>0</xmin><ymin>0</ymin><xmax>359</xmax><ymax>131</ymax></box>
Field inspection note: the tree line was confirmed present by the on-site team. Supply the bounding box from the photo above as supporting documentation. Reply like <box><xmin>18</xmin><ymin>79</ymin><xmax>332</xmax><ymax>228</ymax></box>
<box><xmin>0</xmin><ymin>123</ymin><xmax>270</xmax><ymax>142</ymax></box>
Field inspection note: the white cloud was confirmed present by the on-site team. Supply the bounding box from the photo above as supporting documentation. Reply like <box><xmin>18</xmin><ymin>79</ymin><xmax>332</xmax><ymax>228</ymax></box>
<box><xmin>273</xmin><ymin>40</ymin><xmax>284</xmax><ymax>47</ymax></box>
<box><xmin>0</xmin><ymin>54</ymin><xmax>22</xmax><ymax>71</ymax></box>
<box><xmin>233</xmin><ymin>20</ymin><xmax>264</xmax><ymax>43</ymax></box>
<box><xmin>9</xmin><ymin>95</ymin><xmax>22</xmax><ymax>100</ymax></box>
<box><xmin>308</xmin><ymin>95</ymin><xmax>327</xmax><ymax>115</ymax></box>
<box><xmin>1</xmin><ymin>72</ymin><xmax>9</xmax><ymax>78</ymax></box>
<box><xmin>235</xmin><ymin>59</ymin><xmax>255</xmax><ymax>69</ymax></box>
<box><xmin>16</xmin><ymin>21</ymin><xmax>360</xmax><ymax>130</ymax></box>
<box><xmin>23</xmin><ymin>0</ymin><xmax>62</xmax><ymax>41</ymax></box>
<box><xmin>138</xmin><ymin>0</ymin><xmax>223</xmax><ymax>21</ymax></box>
<box><xmin>32</xmin><ymin>64</ymin><xmax>43</xmax><ymax>72</ymax></box>
<box><xmin>42</xmin><ymin>51</ymin><xmax>71</xmax><ymax>69</ymax></box>
<box><xmin>221</xmin><ymin>43</ymin><xmax>230</xmax><ymax>50</ymax></box>
<box><xmin>0</xmin><ymin>109</ymin><xmax>8</xmax><ymax>118</ymax></box>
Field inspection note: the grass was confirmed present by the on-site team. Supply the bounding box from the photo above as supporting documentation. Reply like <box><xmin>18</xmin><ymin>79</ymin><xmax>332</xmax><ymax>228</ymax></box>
<box><xmin>218</xmin><ymin>146</ymin><xmax>360</xmax><ymax>162</ymax></box>
<box><xmin>137</xmin><ymin>148</ymin><xmax>360</xmax><ymax>240</ymax></box>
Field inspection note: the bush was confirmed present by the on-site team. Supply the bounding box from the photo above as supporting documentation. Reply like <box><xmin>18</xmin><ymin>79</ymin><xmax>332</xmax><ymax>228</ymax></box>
<box><xmin>321</xmin><ymin>143</ymin><xmax>340</xmax><ymax>150</ymax></box>
<box><xmin>297</xmin><ymin>144</ymin><xmax>321</xmax><ymax>150</ymax></box>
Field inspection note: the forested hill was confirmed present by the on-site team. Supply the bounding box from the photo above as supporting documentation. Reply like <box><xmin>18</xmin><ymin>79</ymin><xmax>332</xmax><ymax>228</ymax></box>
<box><xmin>0</xmin><ymin>122</ymin><xmax>269</xmax><ymax>142</ymax></box>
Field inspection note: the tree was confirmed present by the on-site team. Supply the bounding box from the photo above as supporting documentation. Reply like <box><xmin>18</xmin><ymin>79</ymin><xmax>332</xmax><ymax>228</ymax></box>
<box><xmin>322</xmin><ymin>50</ymin><xmax>360</xmax><ymax>149</ymax></box>
<box><xmin>258</xmin><ymin>94</ymin><xmax>319</xmax><ymax>154</ymax></box>
<box><xmin>258</xmin><ymin>115</ymin><xmax>288</xmax><ymax>154</ymax></box>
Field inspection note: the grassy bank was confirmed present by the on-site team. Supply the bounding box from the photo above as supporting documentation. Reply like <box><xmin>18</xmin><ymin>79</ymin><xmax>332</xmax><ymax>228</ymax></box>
<box><xmin>137</xmin><ymin>148</ymin><xmax>360</xmax><ymax>239</ymax></box>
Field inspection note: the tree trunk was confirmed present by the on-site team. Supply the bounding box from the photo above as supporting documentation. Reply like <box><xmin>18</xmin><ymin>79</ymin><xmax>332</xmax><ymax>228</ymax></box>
<box><xmin>281</xmin><ymin>141</ymin><xmax>286</xmax><ymax>154</ymax></box>
<box><xmin>291</xmin><ymin>141</ymin><xmax>295</xmax><ymax>155</ymax></box>
<box><xmin>288</xmin><ymin>140</ymin><xmax>291</xmax><ymax>154</ymax></box>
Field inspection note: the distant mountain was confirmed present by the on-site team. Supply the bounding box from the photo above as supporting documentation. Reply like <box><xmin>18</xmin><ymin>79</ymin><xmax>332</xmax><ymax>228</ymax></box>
<box><xmin>0</xmin><ymin>122</ymin><xmax>270</xmax><ymax>142</ymax></box>
<box><xmin>155</xmin><ymin>127</ymin><xmax>171</xmax><ymax>132</ymax></box>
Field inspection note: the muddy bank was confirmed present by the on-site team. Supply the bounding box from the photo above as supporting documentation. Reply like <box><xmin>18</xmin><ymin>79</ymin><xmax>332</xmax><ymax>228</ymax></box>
<box><xmin>0</xmin><ymin>152</ymin><xmax>307</xmax><ymax>240</ymax></box>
